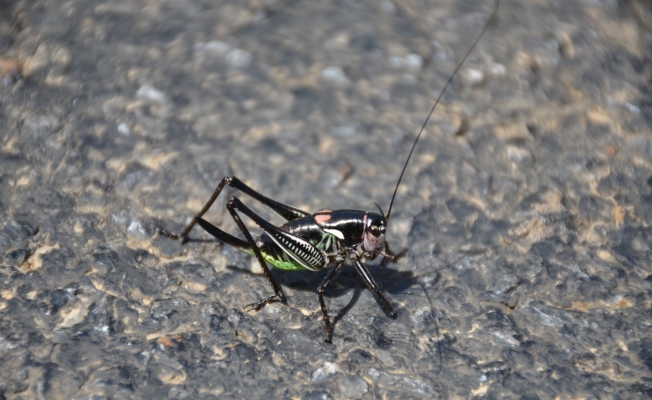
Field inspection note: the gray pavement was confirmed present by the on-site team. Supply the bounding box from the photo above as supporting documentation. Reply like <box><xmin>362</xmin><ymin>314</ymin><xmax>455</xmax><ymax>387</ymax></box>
<box><xmin>1</xmin><ymin>0</ymin><xmax>651</xmax><ymax>398</ymax></box>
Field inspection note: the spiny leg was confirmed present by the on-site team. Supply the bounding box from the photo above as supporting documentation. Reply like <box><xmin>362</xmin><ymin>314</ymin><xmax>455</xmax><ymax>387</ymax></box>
<box><xmin>226</xmin><ymin>197</ymin><xmax>287</xmax><ymax>311</ymax></box>
<box><xmin>226</xmin><ymin>176</ymin><xmax>310</xmax><ymax>221</ymax></box>
<box><xmin>157</xmin><ymin>176</ymin><xmax>310</xmax><ymax>244</ymax></box>
<box><xmin>317</xmin><ymin>261</ymin><xmax>345</xmax><ymax>343</ymax></box>
<box><xmin>380</xmin><ymin>241</ymin><xmax>393</xmax><ymax>268</ymax></box>
<box><xmin>157</xmin><ymin>176</ymin><xmax>232</xmax><ymax>243</ymax></box>
<box><xmin>353</xmin><ymin>259</ymin><xmax>395</xmax><ymax>316</ymax></box>
<box><xmin>194</xmin><ymin>217</ymin><xmax>250</xmax><ymax>250</ymax></box>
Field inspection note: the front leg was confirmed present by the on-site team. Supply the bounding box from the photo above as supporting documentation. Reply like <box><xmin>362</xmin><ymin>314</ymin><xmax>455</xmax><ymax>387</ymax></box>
<box><xmin>352</xmin><ymin>258</ymin><xmax>395</xmax><ymax>317</ymax></box>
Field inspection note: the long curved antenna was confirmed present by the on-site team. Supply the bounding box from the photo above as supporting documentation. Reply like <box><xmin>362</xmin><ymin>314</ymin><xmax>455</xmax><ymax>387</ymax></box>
<box><xmin>373</xmin><ymin>202</ymin><xmax>386</xmax><ymax>218</ymax></box>
<box><xmin>385</xmin><ymin>0</ymin><xmax>499</xmax><ymax>220</ymax></box>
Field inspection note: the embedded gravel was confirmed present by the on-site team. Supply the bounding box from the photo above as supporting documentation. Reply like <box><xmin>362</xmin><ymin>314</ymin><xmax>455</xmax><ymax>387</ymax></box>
<box><xmin>1</xmin><ymin>0</ymin><xmax>652</xmax><ymax>398</ymax></box>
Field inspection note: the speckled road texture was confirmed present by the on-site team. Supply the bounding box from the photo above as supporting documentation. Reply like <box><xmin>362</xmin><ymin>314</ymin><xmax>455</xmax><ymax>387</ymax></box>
<box><xmin>1</xmin><ymin>0</ymin><xmax>651</xmax><ymax>398</ymax></box>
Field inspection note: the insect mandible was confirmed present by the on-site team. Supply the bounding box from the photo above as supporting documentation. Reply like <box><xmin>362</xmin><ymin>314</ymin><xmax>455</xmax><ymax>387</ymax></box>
<box><xmin>157</xmin><ymin>0</ymin><xmax>499</xmax><ymax>342</ymax></box>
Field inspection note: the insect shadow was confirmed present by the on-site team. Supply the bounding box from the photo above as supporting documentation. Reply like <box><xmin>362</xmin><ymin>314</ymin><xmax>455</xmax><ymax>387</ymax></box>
<box><xmin>225</xmin><ymin>250</ymin><xmax>414</xmax><ymax>324</ymax></box>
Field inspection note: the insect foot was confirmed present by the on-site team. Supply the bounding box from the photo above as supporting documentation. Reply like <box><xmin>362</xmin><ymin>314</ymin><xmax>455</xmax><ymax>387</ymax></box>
<box><xmin>152</xmin><ymin>224</ymin><xmax>184</xmax><ymax>243</ymax></box>
<box><xmin>244</xmin><ymin>293</ymin><xmax>287</xmax><ymax>313</ymax></box>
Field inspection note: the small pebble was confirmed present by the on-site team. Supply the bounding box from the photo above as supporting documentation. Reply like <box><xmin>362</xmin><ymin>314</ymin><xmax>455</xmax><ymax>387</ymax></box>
<box><xmin>487</xmin><ymin>62</ymin><xmax>506</xmax><ymax>79</ymax></box>
<box><xmin>339</xmin><ymin>375</ymin><xmax>368</xmax><ymax>398</ymax></box>
<box><xmin>22</xmin><ymin>44</ymin><xmax>50</xmax><ymax>76</ymax></box>
<box><xmin>136</xmin><ymin>84</ymin><xmax>168</xmax><ymax>103</ymax></box>
<box><xmin>331</xmin><ymin>125</ymin><xmax>355</xmax><ymax>137</ymax></box>
<box><xmin>460</xmin><ymin>67</ymin><xmax>484</xmax><ymax>87</ymax></box>
<box><xmin>0</xmin><ymin>58</ymin><xmax>19</xmax><ymax>77</ymax></box>
<box><xmin>22</xmin><ymin>114</ymin><xmax>61</xmax><ymax>138</ymax></box>
<box><xmin>311</xmin><ymin>362</ymin><xmax>342</xmax><ymax>381</ymax></box>
<box><xmin>226</xmin><ymin>49</ymin><xmax>252</xmax><ymax>68</ymax></box>
<box><xmin>389</xmin><ymin>53</ymin><xmax>423</xmax><ymax>73</ymax></box>
<box><xmin>117</xmin><ymin>123</ymin><xmax>131</xmax><ymax>136</ymax></box>
<box><xmin>321</xmin><ymin>66</ymin><xmax>350</xmax><ymax>87</ymax></box>
<box><xmin>199</xmin><ymin>41</ymin><xmax>230</xmax><ymax>56</ymax></box>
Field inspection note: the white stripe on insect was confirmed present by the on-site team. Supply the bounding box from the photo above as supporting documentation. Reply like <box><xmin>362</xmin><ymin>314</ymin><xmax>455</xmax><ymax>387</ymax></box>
<box><xmin>323</xmin><ymin>229</ymin><xmax>344</xmax><ymax>240</ymax></box>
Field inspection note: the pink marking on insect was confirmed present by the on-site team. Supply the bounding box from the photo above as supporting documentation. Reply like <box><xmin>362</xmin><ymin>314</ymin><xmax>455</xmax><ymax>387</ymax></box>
<box><xmin>314</xmin><ymin>211</ymin><xmax>333</xmax><ymax>225</ymax></box>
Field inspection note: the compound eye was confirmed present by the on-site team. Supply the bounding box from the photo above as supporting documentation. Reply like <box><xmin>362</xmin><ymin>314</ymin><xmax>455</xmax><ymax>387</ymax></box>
<box><xmin>369</xmin><ymin>225</ymin><xmax>381</xmax><ymax>237</ymax></box>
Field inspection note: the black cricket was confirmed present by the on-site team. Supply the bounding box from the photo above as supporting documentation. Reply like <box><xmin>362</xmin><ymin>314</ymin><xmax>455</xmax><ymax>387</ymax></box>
<box><xmin>158</xmin><ymin>0</ymin><xmax>499</xmax><ymax>342</ymax></box>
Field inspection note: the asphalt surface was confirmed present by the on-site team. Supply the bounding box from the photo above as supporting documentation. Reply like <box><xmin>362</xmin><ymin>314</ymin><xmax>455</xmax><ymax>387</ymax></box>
<box><xmin>1</xmin><ymin>0</ymin><xmax>652</xmax><ymax>398</ymax></box>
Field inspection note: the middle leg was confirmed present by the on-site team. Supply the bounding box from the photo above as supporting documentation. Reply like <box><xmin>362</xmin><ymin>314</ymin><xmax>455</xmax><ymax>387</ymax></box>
<box><xmin>317</xmin><ymin>261</ymin><xmax>345</xmax><ymax>343</ymax></box>
<box><xmin>225</xmin><ymin>197</ymin><xmax>287</xmax><ymax>310</ymax></box>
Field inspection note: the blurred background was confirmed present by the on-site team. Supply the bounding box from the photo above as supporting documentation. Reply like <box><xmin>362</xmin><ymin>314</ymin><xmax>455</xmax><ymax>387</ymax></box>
<box><xmin>1</xmin><ymin>0</ymin><xmax>651</xmax><ymax>398</ymax></box>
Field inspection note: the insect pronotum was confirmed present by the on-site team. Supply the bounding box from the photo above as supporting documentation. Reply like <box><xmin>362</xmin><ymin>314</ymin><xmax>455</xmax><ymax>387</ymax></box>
<box><xmin>158</xmin><ymin>0</ymin><xmax>499</xmax><ymax>342</ymax></box>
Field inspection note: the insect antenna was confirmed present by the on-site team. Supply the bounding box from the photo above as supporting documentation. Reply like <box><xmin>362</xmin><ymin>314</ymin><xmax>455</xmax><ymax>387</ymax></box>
<box><xmin>373</xmin><ymin>202</ymin><xmax>386</xmax><ymax>218</ymax></box>
<box><xmin>385</xmin><ymin>0</ymin><xmax>499</xmax><ymax>220</ymax></box>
